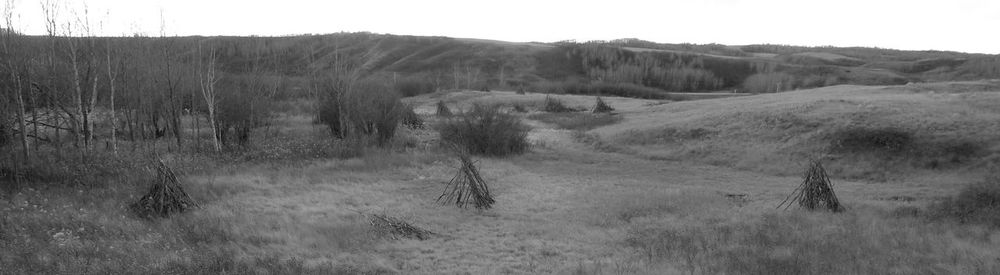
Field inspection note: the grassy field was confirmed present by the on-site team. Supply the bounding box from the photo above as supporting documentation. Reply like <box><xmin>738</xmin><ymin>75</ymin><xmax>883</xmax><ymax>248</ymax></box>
<box><xmin>4</xmin><ymin>82</ymin><xmax>1000</xmax><ymax>274</ymax></box>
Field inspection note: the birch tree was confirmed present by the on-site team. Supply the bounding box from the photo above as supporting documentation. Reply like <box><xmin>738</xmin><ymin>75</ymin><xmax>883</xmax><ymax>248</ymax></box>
<box><xmin>198</xmin><ymin>42</ymin><xmax>221</xmax><ymax>151</ymax></box>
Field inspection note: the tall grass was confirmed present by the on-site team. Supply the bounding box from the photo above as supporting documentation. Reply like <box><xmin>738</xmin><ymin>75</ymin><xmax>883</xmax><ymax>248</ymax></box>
<box><xmin>437</xmin><ymin>105</ymin><xmax>530</xmax><ymax>156</ymax></box>
<box><xmin>621</xmin><ymin>209</ymin><xmax>1000</xmax><ymax>274</ymax></box>
<box><xmin>927</xmin><ymin>178</ymin><xmax>1000</xmax><ymax>227</ymax></box>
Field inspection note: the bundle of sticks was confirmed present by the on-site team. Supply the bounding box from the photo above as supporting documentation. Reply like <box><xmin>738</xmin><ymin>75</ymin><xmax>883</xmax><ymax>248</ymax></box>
<box><xmin>368</xmin><ymin>213</ymin><xmax>435</xmax><ymax>240</ymax></box>
<box><xmin>438</xmin><ymin>151</ymin><xmax>495</xmax><ymax>210</ymax></box>
<box><xmin>131</xmin><ymin>160</ymin><xmax>198</xmax><ymax>218</ymax></box>
<box><xmin>778</xmin><ymin>159</ymin><xmax>844</xmax><ymax>212</ymax></box>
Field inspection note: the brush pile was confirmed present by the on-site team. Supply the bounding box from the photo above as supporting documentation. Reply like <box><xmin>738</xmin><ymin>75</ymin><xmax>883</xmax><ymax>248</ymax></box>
<box><xmin>438</xmin><ymin>151</ymin><xmax>495</xmax><ymax>209</ymax></box>
<box><xmin>131</xmin><ymin>160</ymin><xmax>198</xmax><ymax>219</ymax></box>
<box><xmin>436</xmin><ymin>100</ymin><xmax>452</xmax><ymax>117</ymax></box>
<box><xmin>778</xmin><ymin>160</ymin><xmax>844</xmax><ymax>212</ymax></box>
<box><xmin>592</xmin><ymin>97</ymin><xmax>614</xmax><ymax>113</ymax></box>
<box><xmin>368</xmin><ymin>213</ymin><xmax>435</xmax><ymax>240</ymax></box>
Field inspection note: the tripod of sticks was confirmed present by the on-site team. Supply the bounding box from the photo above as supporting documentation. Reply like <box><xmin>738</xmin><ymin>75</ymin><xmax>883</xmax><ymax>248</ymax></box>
<box><xmin>778</xmin><ymin>159</ymin><xmax>844</xmax><ymax>212</ymax></box>
<box><xmin>437</xmin><ymin>148</ymin><xmax>495</xmax><ymax>210</ymax></box>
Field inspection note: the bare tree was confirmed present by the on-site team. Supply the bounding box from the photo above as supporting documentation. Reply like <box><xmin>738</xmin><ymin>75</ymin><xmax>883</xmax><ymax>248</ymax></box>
<box><xmin>2</xmin><ymin>0</ymin><xmax>29</xmax><ymax>160</ymax></box>
<box><xmin>197</xmin><ymin>41</ymin><xmax>221</xmax><ymax>151</ymax></box>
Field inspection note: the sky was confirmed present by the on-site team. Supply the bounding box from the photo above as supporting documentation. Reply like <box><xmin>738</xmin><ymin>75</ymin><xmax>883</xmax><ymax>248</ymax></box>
<box><xmin>2</xmin><ymin>0</ymin><xmax>998</xmax><ymax>54</ymax></box>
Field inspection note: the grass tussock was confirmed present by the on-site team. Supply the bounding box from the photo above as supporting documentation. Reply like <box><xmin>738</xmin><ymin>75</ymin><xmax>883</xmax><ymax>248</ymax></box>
<box><xmin>437</xmin><ymin>105</ymin><xmax>530</xmax><ymax>156</ymax></box>
<box><xmin>528</xmin><ymin>112</ymin><xmax>622</xmax><ymax>131</ymax></box>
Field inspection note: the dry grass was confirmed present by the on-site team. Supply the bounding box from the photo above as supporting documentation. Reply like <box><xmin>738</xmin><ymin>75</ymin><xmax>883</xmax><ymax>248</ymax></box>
<box><xmin>597</xmin><ymin>81</ymin><xmax>1000</xmax><ymax>180</ymax></box>
<box><xmin>6</xmin><ymin>83</ymin><xmax>1000</xmax><ymax>274</ymax></box>
<box><xmin>528</xmin><ymin>112</ymin><xmax>623</xmax><ymax>131</ymax></box>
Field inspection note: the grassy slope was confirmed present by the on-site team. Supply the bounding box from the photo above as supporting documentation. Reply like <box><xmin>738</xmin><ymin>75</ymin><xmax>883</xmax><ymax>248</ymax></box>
<box><xmin>592</xmin><ymin>80</ymin><xmax>1000</xmax><ymax>180</ymax></box>
<box><xmin>5</xmin><ymin>88</ymin><xmax>1000</xmax><ymax>274</ymax></box>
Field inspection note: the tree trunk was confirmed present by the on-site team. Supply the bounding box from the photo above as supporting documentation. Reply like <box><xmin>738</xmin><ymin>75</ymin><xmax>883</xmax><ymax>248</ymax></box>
<box><xmin>107</xmin><ymin>46</ymin><xmax>118</xmax><ymax>155</ymax></box>
<box><xmin>15</xmin><ymin>73</ymin><xmax>29</xmax><ymax>160</ymax></box>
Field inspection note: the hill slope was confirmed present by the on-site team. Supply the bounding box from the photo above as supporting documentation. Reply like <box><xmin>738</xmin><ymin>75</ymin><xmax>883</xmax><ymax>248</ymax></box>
<box><xmin>106</xmin><ymin>34</ymin><xmax>1000</xmax><ymax>95</ymax></box>
<box><xmin>590</xmin><ymin>80</ymin><xmax>1000</xmax><ymax>180</ymax></box>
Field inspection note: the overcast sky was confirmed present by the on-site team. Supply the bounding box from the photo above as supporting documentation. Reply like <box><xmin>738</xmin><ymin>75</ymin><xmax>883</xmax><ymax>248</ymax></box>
<box><xmin>3</xmin><ymin>0</ymin><xmax>998</xmax><ymax>54</ymax></box>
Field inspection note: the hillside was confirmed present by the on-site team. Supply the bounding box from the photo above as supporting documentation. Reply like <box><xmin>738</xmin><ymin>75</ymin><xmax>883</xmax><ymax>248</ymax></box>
<box><xmin>589</xmin><ymin>80</ymin><xmax>1000</xmax><ymax>181</ymax></box>
<box><xmin>15</xmin><ymin>33</ymin><xmax>990</xmax><ymax>97</ymax></box>
<box><xmin>245</xmin><ymin>35</ymin><xmax>1000</xmax><ymax>93</ymax></box>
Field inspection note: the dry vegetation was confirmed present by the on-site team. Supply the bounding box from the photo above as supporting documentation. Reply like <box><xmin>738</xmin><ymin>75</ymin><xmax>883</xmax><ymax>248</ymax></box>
<box><xmin>3</xmin><ymin>2</ymin><xmax>1000</xmax><ymax>272</ymax></box>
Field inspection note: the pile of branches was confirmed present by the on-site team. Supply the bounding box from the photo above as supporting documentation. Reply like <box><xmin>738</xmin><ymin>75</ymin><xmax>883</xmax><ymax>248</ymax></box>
<box><xmin>592</xmin><ymin>97</ymin><xmax>615</xmax><ymax>113</ymax></box>
<box><xmin>436</xmin><ymin>100</ymin><xmax>452</xmax><ymax>117</ymax></box>
<box><xmin>438</xmin><ymin>150</ymin><xmax>495</xmax><ymax>209</ymax></box>
<box><xmin>778</xmin><ymin>160</ymin><xmax>844</xmax><ymax>212</ymax></box>
<box><xmin>131</xmin><ymin>160</ymin><xmax>198</xmax><ymax>219</ymax></box>
<box><xmin>368</xmin><ymin>213</ymin><xmax>435</xmax><ymax>240</ymax></box>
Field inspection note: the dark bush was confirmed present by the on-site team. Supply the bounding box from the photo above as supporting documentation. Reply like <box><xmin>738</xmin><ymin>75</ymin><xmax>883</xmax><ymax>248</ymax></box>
<box><xmin>832</xmin><ymin>128</ymin><xmax>912</xmax><ymax>152</ymax></box>
<box><xmin>319</xmin><ymin>78</ymin><xmax>404</xmax><ymax>146</ymax></box>
<box><xmin>928</xmin><ymin>179</ymin><xmax>1000</xmax><ymax>227</ymax></box>
<box><xmin>544</xmin><ymin>96</ymin><xmax>577</xmax><ymax>113</ymax></box>
<box><xmin>437</xmin><ymin>105</ymin><xmax>530</xmax><ymax>156</ymax></box>
<box><xmin>511</xmin><ymin>103</ymin><xmax>528</xmax><ymax>113</ymax></box>
<box><xmin>394</xmin><ymin>77</ymin><xmax>437</xmax><ymax>97</ymax></box>
<box><xmin>401</xmin><ymin>105</ymin><xmax>424</xmax><ymax>129</ymax></box>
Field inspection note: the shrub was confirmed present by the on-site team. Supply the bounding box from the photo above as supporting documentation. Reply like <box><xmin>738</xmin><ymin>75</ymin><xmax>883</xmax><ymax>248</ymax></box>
<box><xmin>928</xmin><ymin>179</ymin><xmax>1000</xmax><ymax>227</ymax></box>
<box><xmin>395</xmin><ymin>77</ymin><xmax>437</xmax><ymax>97</ymax></box>
<box><xmin>215</xmin><ymin>75</ymin><xmax>278</xmax><ymax>146</ymax></box>
<box><xmin>544</xmin><ymin>96</ymin><xmax>577</xmax><ymax>113</ymax></box>
<box><xmin>511</xmin><ymin>103</ymin><xmax>528</xmax><ymax>113</ymax></box>
<box><xmin>437</xmin><ymin>105</ymin><xmax>530</xmax><ymax>156</ymax></box>
<box><xmin>319</xmin><ymin>78</ymin><xmax>405</xmax><ymax>146</ymax></box>
<box><xmin>832</xmin><ymin>127</ymin><xmax>912</xmax><ymax>152</ymax></box>
<box><xmin>401</xmin><ymin>105</ymin><xmax>424</xmax><ymax>129</ymax></box>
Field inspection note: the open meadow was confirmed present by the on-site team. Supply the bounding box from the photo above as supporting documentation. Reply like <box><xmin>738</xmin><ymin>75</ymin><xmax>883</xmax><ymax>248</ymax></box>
<box><xmin>4</xmin><ymin>80</ymin><xmax>1000</xmax><ymax>274</ymax></box>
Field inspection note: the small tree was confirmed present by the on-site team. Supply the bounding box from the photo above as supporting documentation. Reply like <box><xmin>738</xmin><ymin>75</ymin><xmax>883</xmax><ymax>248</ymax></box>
<box><xmin>197</xmin><ymin>43</ymin><xmax>222</xmax><ymax>151</ymax></box>
<box><xmin>319</xmin><ymin>78</ymin><xmax>405</xmax><ymax>146</ymax></box>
